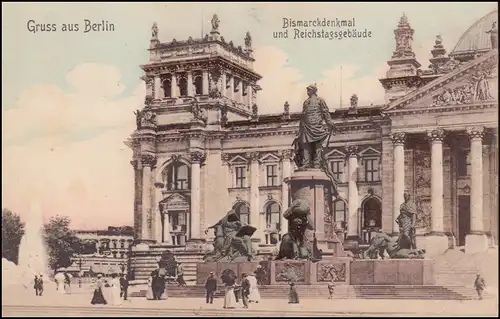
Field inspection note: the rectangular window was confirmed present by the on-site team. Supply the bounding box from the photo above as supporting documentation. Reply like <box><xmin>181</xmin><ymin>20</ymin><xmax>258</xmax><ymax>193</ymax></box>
<box><xmin>266</xmin><ymin>164</ymin><xmax>278</xmax><ymax>186</ymax></box>
<box><xmin>458</xmin><ymin>150</ymin><xmax>471</xmax><ymax>177</ymax></box>
<box><xmin>329</xmin><ymin>160</ymin><xmax>344</xmax><ymax>182</ymax></box>
<box><xmin>364</xmin><ymin>158</ymin><xmax>379</xmax><ymax>182</ymax></box>
<box><xmin>235</xmin><ymin>166</ymin><xmax>246</xmax><ymax>188</ymax></box>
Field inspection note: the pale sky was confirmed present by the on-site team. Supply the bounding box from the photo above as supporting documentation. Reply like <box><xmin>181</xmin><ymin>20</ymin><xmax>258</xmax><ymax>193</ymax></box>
<box><xmin>2</xmin><ymin>2</ymin><xmax>497</xmax><ymax>229</ymax></box>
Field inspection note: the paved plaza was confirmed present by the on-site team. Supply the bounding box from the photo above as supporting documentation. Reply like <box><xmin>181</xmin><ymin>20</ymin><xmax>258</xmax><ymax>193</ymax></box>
<box><xmin>2</xmin><ymin>285</ymin><xmax>498</xmax><ymax>317</ymax></box>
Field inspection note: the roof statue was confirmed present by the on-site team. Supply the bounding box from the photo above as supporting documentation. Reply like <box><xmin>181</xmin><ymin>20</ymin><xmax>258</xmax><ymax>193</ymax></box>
<box><xmin>211</xmin><ymin>14</ymin><xmax>220</xmax><ymax>32</ymax></box>
<box><xmin>151</xmin><ymin>22</ymin><xmax>158</xmax><ymax>39</ymax></box>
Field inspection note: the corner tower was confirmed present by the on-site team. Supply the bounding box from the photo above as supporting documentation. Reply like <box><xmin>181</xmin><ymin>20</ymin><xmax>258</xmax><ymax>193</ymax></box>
<box><xmin>141</xmin><ymin>14</ymin><xmax>262</xmax><ymax>128</ymax></box>
<box><xmin>379</xmin><ymin>13</ymin><xmax>422</xmax><ymax>103</ymax></box>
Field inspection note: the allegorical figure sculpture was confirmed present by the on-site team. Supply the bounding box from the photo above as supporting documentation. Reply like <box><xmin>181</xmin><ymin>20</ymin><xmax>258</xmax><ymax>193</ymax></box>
<box><xmin>395</xmin><ymin>191</ymin><xmax>417</xmax><ymax>250</ymax></box>
<box><xmin>485</xmin><ymin>21</ymin><xmax>498</xmax><ymax>49</ymax></box>
<box><xmin>363</xmin><ymin>229</ymin><xmax>426</xmax><ymax>259</ymax></box>
<box><xmin>204</xmin><ymin>210</ymin><xmax>256</xmax><ymax>262</ymax></box>
<box><xmin>276</xmin><ymin>199</ymin><xmax>316</xmax><ymax>260</ymax></box>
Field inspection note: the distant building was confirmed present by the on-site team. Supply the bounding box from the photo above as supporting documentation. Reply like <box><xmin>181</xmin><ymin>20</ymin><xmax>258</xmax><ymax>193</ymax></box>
<box><xmin>64</xmin><ymin>226</ymin><xmax>134</xmax><ymax>275</ymax></box>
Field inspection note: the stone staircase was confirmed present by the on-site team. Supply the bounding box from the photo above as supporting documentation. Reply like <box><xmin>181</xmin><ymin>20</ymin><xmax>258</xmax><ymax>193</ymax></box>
<box><xmin>130</xmin><ymin>245</ymin><xmax>204</xmax><ymax>283</ymax></box>
<box><xmin>434</xmin><ymin>247</ymin><xmax>498</xmax><ymax>289</ymax></box>
<box><xmin>130</xmin><ymin>284</ymin><xmax>480</xmax><ymax>300</ymax></box>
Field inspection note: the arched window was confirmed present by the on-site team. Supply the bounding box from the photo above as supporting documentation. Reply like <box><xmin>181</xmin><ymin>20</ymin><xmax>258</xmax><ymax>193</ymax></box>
<box><xmin>333</xmin><ymin>200</ymin><xmax>347</xmax><ymax>226</ymax></box>
<box><xmin>265</xmin><ymin>202</ymin><xmax>281</xmax><ymax>230</ymax></box>
<box><xmin>194</xmin><ymin>76</ymin><xmax>203</xmax><ymax>95</ymax></box>
<box><xmin>163</xmin><ymin>79</ymin><xmax>172</xmax><ymax>98</ymax></box>
<box><xmin>232</xmin><ymin>202</ymin><xmax>250</xmax><ymax>225</ymax></box>
<box><xmin>178</xmin><ymin>77</ymin><xmax>188</xmax><ymax>96</ymax></box>
<box><xmin>363</xmin><ymin>198</ymin><xmax>382</xmax><ymax>229</ymax></box>
<box><xmin>165</xmin><ymin>162</ymin><xmax>190</xmax><ymax>191</ymax></box>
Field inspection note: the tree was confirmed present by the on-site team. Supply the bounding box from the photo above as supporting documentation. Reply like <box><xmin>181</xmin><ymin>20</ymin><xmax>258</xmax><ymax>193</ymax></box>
<box><xmin>43</xmin><ymin>215</ymin><xmax>83</xmax><ymax>271</ymax></box>
<box><xmin>1</xmin><ymin>209</ymin><xmax>25</xmax><ymax>264</ymax></box>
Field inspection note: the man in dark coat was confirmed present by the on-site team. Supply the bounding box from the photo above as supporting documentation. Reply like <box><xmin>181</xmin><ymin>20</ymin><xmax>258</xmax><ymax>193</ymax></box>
<box><xmin>151</xmin><ymin>268</ymin><xmax>166</xmax><ymax>300</ymax></box>
<box><xmin>120</xmin><ymin>273</ymin><xmax>129</xmax><ymax>300</ymax></box>
<box><xmin>240</xmin><ymin>273</ymin><xmax>251</xmax><ymax>308</ymax></box>
<box><xmin>205</xmin><ymin>272</ymin><xmax>218</xmax><ymax>304</ymax></box>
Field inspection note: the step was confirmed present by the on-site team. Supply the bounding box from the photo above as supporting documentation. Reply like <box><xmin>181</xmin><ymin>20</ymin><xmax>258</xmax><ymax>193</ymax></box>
<box><xmin>129</xmin><ymin>285</ymin><xmax>483</xmax><ymax>300</ymax></box>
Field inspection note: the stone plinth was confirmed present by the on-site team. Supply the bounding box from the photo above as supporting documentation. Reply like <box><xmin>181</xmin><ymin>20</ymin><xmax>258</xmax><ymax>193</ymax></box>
<box><xmin>350</xmin><ymin>259</ymin><xmax>435</xmax><ymax>285</ymax></box>
<box><xmin>196</xmin><ymin>258</ymin><xmax>351</xmax><ymax>286</ymax></box>
<box><xmin>285</xmin><ymin>169</ymin><xmax>345</xmax><ymax>257</ymax></box>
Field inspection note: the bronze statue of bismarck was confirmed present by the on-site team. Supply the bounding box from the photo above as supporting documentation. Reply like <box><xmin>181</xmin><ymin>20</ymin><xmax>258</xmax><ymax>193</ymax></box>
<box><xmin>292</xmin><ymin>84</ymin><xmax>339</xmax><ymax>197</ymax></box>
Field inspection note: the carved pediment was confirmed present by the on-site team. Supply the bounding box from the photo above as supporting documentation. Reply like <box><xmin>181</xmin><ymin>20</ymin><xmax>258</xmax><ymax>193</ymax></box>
<box><xmin>384</xmin><ymin>49</ymin><xmax>498</xmax><ymax>112</ymax></box>
<box><xmin>228</xmin><ymin>154</ymin><xmax>248</xmax><ymax>165</ymax></box>
<box><xmin>358</xmin><ymin>147</ymin><xmax>381</xmax><ymax>157</ymax></box>
<box><xmin>160</xmin><ymin>193</ymin><xmax>189</xmax><ymax>210</ymax></box>
<box><xmin>325</xmin><ymin>149</ymin><xmax>346</xmax><ymax>159</ymax></box>
<box><xmin>259</xmin><ymin>152</ymin><xmax>280</xmax><ymax>163</ymax></box>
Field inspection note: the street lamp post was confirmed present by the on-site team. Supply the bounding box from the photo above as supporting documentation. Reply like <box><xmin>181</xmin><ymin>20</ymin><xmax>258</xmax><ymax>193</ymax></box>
<box><xmin>77</xmin><ymin>255</ymin><xmax>83</xmax><ymax>288</ymax></box>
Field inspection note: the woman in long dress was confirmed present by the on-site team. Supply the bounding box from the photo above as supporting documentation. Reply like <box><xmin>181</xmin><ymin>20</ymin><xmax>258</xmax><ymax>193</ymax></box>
<box><xmin>109</xmin><ymin>274</ymin><xmax>122</xmax><ymax>306</ymax></box>
<box><xmin>247</xmin><ymin>274</ymin><xmax>261</xmax><ymax>303</ymax></box>
<box><xmin>54</xmin><ymin>272</ymin><xmax>66</xmax><ymax>294</ymax></box>
<box><xmin>90</xmin><ymin>274</ymin><xmax>107</xmax><ymax>305</ymax></box>
<box><xmin>146</xmin><ymin>275</ymin><xmax>154</xmax><ymax>300</ymax></box>
<box><xmin>222</xmin><ymin>275</ymin><xmax>237</xmax><ymax>309</ymax></box>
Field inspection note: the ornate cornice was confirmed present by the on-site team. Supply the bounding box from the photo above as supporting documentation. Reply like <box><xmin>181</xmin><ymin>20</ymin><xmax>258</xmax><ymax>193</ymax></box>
<box><xmin>344</xmin><ymin>146</ymin><xmax>360</xmax><ymax>158</ymax></box>
<box><xmin>244</xmin><ymin>151</ymin><xmax>260</xmax><ymax>162</ymax></box>
<box><xmin>278</xmin><ymin>149</ymin><xmax>294</xmax><ymax>161</ymax></box>
<box><xmin>389</xmin><ymin>132</ymin><xmax>406</xmax><ymax>145</ymax></box>
<box><xmin>427</xmin><ymin>129</ymin><xmax>445</xmax><ymax>142</ymax></box>
<box><xmin>189</xmin><ymin>151</ymin><xmax>206</xmax><ymax>164</ymax></box>
<box><xmin>466</xmin><ymin>126</ymin><xmax>485</xmax><ymax>141</ymax></box>
<box><xmin>141</xmin><ymin>154</ymin><xmax>158</xmax><ymax>167</ymax></box>
<box><xmin>382</xmin><ymin>101</ymin><xmax>497</xmax><ymax>117</ymax></box>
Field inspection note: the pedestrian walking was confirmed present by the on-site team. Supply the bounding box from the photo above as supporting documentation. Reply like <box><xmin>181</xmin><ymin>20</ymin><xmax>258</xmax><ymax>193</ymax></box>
<box><xmin>119</xmin><ymin>274</ymin><xmax>129</xmax><ymax>300</ymax></box>
<box><xmin>474</xmin><ymin>274</ymin><xmax>486</xmax><ymax>300</ymax></box>
<box><xmin>288</xmin><ymin>281</ymin><xmax>299</xmax><ymax>304</ymax></box>
<box><xmin>240</xmin><ymin>273</ymin><xmax>251</xmax><ymax>309</ymax></box>
<box><xmin>205</xmin><ymin>272</ymin><xmax>217</xmax><ymax>304</ymax></box>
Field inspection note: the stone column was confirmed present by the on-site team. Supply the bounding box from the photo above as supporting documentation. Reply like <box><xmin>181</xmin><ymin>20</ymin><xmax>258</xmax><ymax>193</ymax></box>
<box><xmin>390</xmin><ymin>132</ymin><xmax>406</xmax><ymax>236</ymax></box>
<box><xmin>162</xmin><ymin>213</ymin><xmax>170</xmax><ymax>243</ymax></box>
<box><xmin>465</xmin><ymin>126</ymin><xmax>488</xmax><ymax>253</ymax></box>
<box><xmin>228</xmin><ymin>75</ymin><xmax>234</xmax><ymax>100</ymax></box>
<box><xmin>221</xmin><ymin>72</ymin><xmax>227</xmax><ymax>97</ymax></box>
<box><xmin>131</xmin><ymin>160</ymin><xmax>143</xmax><ymax>240</ymax></box>
<box><xmin>422</xmin><ymin>129</ymin><xmax>449</xmax><ymax>257</ymax></box>
<box><xmin>187</xmin><ymin>71</ymin><xmax>194</xmax><ymax>96</ymax></box>
<box><xmin>345</xmin><ymin>146</ymin><xmax>360</xmax><ymax>242</ymax></box>
<box><xmin>428</xmin><ymin>129</ymin><xmax>445</xmax><ymax>233</ymax></box>
<box><xmin>171</xmin><ymin>73</ymin><xmax>177</xmax><ymax>98</ymax></box>
<box><xmin>246</xmin><ymin>84</ymin><xmax>253</xmax><ymax>109</ymax></box>
<box><xmin>247</xmin><ymin>152</ymin><xmax>262</xmax><ymax>242</ymax></box>
<box><xmin>202</xmin><ymin>70</ymin><xmax>209</xmax><ymax>95</ymax></box>
<box><xmin>280</xmin><ymin>150</ymin><xmax>293</xmax><ymax>234</ymax></box>
<box><xmin>140</xmin><ymin>154</ymin><xmax>157</xmax><ymax>243</ymax></box>
<box><xmin>189</xmin><ymin>151</ymin><xmax>206</xmax><ymax>242</ymax></box>
<box><xmin>237</xmin><ymin>79</ymin><xmax>243</xmax><ymax>102</ymax></box>
<box><xmin>154</xmin><ymin>76</ymin><xmax>162</xmax><ymax>99</ymax></box>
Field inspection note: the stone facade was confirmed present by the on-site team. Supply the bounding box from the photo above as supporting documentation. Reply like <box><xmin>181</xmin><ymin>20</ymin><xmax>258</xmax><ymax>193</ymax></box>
<box><xmin>127</xmin><ymin>12</ymin><xmax>498</xmax><ymax>260</ymax></box>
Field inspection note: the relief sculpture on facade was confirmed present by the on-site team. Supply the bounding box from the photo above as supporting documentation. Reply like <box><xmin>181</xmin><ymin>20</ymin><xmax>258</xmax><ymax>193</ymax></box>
<box><xmin>431</xmin><ymin>67</ymin><xmax>495</xmax><ymax>107</ymax></box>
<box><xmin>317</xmin><ymin>263</ymin><xmax>347</xmax><ymax>282</ymax></box>
<box><xmin>275</xmin><ymin>262</ymin><xmax>306</xmax><ymax>282</ymax></box>
<box><xmin>413</xmin><ymin>149</ymin><xmax>431</xmax><ymax>228</ymax></box>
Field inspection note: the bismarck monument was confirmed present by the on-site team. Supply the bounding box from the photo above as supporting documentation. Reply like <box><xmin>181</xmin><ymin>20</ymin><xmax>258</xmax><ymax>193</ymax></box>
<box><xmin>197</xmin><ymin>84</ymin><xmax>352</xmax><ymax>286</ymax></box>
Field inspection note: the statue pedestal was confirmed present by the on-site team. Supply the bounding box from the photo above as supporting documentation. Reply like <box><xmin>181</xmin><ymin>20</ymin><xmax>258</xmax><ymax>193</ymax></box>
<box><xmin>285</xmin><ymin>169</ymin><xmax>345</xmax><ymax>257</ymax></box>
